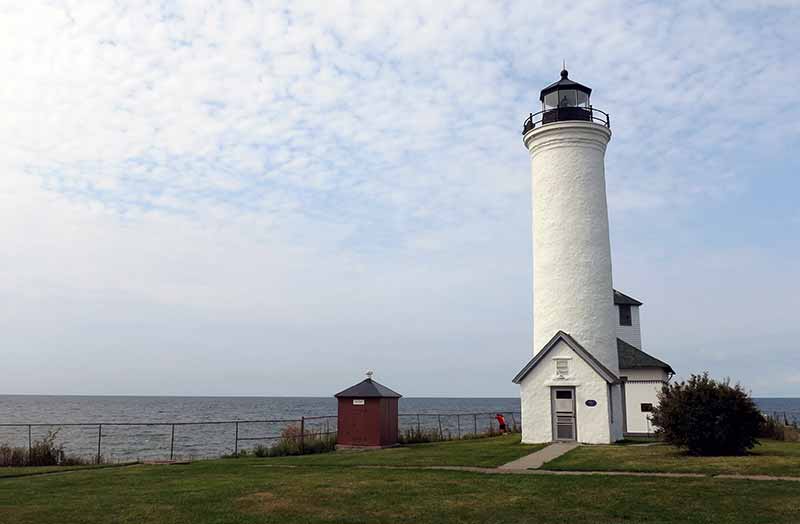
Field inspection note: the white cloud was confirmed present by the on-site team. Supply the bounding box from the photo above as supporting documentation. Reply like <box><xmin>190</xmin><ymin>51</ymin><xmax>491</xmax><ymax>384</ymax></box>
<box><xmin>0</xmin><ymin>1</ymin><xmax>798</xmax><ymax>395</ymax></box>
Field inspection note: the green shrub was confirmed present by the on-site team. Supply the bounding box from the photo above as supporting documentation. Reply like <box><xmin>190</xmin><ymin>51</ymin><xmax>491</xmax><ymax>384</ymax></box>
<box><xmin>650</xmin><ymin>372</ymin><xmax>763</xmax><ymax>456</ymax></box>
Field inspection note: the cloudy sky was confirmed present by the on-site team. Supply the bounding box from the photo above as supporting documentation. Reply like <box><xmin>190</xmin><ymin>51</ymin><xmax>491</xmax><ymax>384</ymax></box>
<box><xmin>1</xmin><ymin>1</ymin><xmax>799</xmax><ymax>397</ymax></box>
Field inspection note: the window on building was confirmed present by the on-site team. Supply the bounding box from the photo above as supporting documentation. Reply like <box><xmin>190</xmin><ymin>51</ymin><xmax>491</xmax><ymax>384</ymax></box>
<box><xmin>619</xmin><ymin>304</ymin><xmax>632</xmax><ymax>326</ymax></box>
<box><xmin>555</xmin><ymin>359</ymin><xmax>569</xmax><ymax>376</ymax></box>
<box><xmin>641</xmin><ymin>403</ymin><xmax>653</xmax><ymax>412</ymax></box>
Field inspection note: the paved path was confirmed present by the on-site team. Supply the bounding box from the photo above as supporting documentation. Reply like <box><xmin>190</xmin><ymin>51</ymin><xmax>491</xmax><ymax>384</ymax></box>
<box><xmin>498</xmin><ymin>442</ymin><xmax>579</xmax><ymax>470</ymax></box>
<box><xmin>346</xmin><ymin>465</ymin><xmax>800</xmax><ymax>481</ymax></box>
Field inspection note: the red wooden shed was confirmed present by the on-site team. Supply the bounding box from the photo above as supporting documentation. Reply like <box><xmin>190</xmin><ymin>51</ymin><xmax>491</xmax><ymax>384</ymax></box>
<box><xmin>335</xmin><ymin>373</ymin><xmax>402</xmax><ymax>448</ymax></box>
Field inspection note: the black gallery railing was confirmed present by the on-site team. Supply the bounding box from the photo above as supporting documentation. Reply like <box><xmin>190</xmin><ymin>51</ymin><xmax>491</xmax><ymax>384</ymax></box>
<box><xmin>522</xmin><ymin>107</ymin><xmax>611</xmax><ymax>134</ymax></box>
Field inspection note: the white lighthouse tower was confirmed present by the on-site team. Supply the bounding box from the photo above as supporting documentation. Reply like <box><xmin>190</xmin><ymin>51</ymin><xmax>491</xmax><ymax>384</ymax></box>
<box><xmin>513</xmin><ymin>69</ymin><xmax>624</xmax><ymax>444</ymax></box>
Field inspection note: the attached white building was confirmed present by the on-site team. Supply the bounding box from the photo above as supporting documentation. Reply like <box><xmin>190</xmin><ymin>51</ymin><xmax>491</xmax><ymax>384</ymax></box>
<box><xmin>513</xmin><ymin>289</ymin><xmax>673</xmax><ymax>442</ymax></box>
<box><xmin>614</xmin><ymin>290</ymin><xmax>674</xmax><ymax>436</ymax></box>
<box><xmin>514</xmin><ymin>69</ymin><xmax>673</xmax><ymax>444</ymax></box>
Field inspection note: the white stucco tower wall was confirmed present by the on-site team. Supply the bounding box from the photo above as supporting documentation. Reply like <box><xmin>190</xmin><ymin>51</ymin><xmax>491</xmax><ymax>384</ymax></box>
<box><xmin>524</xmin><ymin>121</ymin><xmax>618</xmax><ymax>375</ymax></box>
<box><xmin>517</xmin><ymin>119</ymin><xmax>625</xmax><ymax>444</ymax></box>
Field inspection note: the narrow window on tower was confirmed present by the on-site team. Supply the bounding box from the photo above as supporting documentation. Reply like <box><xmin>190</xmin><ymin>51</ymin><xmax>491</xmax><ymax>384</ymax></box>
<box><xmin>619</xmin><ymin>304</ymin><xmax>632</xmax><ymax>326</ymax></box>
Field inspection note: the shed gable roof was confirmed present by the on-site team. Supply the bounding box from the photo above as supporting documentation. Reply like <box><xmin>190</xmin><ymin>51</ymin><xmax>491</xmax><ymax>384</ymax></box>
<box><xmin>617</xmin><ymin>338</ymin><xmax>674</xmax><ymax>374</ymax></box>
<box><xmin>512</xmin><ymin>331</ymin><xmax>620</xmax><ymax>385</ymax></box>
<box><xmin>335</xmin><ymin>378</ymin><xmax>402</xmax><ymax>398</ymax></box>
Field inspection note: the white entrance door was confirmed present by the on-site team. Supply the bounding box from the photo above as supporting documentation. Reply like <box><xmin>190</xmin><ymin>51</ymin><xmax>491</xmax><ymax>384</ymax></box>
<box><xmin>552</xmin><ymin>388</ymin><xmax>576</xmax><ymax>441</ymax></box>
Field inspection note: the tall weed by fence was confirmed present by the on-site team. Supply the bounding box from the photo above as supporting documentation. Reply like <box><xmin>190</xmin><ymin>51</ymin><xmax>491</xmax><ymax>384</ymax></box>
<box><xmin>0</xmin><ymin>430</ymin><xmax>93</xmax><ymax>467</ymax></box>
<box><xmin>760</xmin><ymin>412</ymin><xmax>800</xmax><ymax>442</ymax></box>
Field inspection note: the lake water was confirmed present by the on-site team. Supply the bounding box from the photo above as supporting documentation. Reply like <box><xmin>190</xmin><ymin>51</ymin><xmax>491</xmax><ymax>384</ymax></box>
<box><xmin>0</xmin><ymin>396</ymin><xmax>796</xmax><ymax>461</ymax></box>
<box><xmin>0</xmin><ymin>396</ymin><xmax>522</xmax><ymax>461</ymax></box>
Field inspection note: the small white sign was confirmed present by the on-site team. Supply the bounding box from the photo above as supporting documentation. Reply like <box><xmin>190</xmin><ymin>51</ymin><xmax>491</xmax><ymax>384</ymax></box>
<box><xmin>352</xmin><ymin>399</ymin><xmax>365</xmax><ymax>405</ymax></box>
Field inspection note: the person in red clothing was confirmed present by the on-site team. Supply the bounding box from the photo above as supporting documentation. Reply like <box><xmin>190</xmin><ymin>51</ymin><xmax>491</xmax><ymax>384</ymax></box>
<box><xmin>495</xmin><ymin>413</ymin><xmax>507</xmax><ymax>434</ymax></box>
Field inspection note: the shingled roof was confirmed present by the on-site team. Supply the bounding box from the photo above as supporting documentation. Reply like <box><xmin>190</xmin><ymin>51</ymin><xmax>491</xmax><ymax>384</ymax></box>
<box><xmin>617</xmin><ymin>338</ymin><xmax>673</xmax><ymax>374</ymax></box>
<box><xmin>614</xmin><ymin>289</ymin><xmax>643</xmax><ymax>306</ymax></box>
<box><xmin>335</xmin><ymin>378</ymin><xmax>402</xmax><ymax>398</ymax></box>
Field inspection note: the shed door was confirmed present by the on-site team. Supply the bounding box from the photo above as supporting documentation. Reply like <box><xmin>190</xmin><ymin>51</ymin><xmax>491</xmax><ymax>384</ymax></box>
<box><xmin>349</xmin><ymin>403</ymin><xmax>368</xmax><ymax>445</ymax></box>
<box><xmin>552</xmin><ymin>388</ymin><xmax>576</xmax><ymax>441</ymax></box>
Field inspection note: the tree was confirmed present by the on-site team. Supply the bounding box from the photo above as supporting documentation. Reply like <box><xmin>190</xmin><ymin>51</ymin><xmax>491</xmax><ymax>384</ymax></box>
<box><xmin>650</xmin><ymin>372</ymin><xmax>763</xmax><ymax>456</ymax></box>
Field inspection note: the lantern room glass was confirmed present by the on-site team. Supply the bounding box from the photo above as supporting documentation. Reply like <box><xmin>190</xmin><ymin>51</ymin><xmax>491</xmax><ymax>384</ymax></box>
<box><xmin>542</xmin><ymin>89</ymin><xmax>590</xmax><ymax>111</ymax></box>
<box><xmin>558</xmin><ymin>90</ymin><xmax>577</xmax><ymax>108</ymax></box>
<box><xmin>544</xmin><ymin>92</ymin><xmax>558</xmax><ymax>110</ymax></box>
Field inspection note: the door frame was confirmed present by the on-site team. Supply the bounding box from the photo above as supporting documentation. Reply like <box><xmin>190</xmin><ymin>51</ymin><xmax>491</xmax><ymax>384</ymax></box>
<box><xmin>550</xmin><ymin>386</ymin><xmax>577</xmax><ymax>441</ymax></box>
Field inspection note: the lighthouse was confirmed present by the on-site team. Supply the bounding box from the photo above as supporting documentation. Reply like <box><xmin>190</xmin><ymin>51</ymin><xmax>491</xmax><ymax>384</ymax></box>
<box><xmin>512</xmin><ymin>69</ymin><xmax>625</xmax><ymax>444</ymax></box>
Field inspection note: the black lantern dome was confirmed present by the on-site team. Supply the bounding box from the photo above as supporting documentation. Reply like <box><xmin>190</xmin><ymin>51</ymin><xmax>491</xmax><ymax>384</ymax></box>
<box><xmin>523</xmin><ymin>69</ymin><xmax>609</xmax><ymax>133</ymax></box>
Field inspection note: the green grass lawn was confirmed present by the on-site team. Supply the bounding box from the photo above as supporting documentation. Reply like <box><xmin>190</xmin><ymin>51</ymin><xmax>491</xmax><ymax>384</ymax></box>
<box><xmin>2</xmin><ymin>457</ymin><xmax>799</xmax><ymax>523</ymax></box>
<box><xmin>256</xmin><ymin>434</ymin><xmax>545</xmax><ymax>468</ymax></box>
<box><xmin>0</xmin><ymin>463</ymin><xmax>129</xmax><ymax>479</ymax></box>
<box><xmin>544</xmin><ymin>439</ymin><xmax>800</xmax><ymax>476</ymax></box>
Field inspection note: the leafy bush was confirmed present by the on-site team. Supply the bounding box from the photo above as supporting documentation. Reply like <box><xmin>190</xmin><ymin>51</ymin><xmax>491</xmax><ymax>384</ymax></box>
<box><xmin>650</xmin><ymin>372</ymin><xmax>763</xmax><ymax>456</ymax></box>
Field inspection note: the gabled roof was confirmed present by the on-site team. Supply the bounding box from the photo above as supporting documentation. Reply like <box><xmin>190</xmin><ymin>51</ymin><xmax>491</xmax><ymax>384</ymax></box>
<box><xmin>512</xmin><ymin>331</ymin><xmax>620</xmax><ymax>385</ymax></box>
<box><xmin>613</xmin><ymin>289</ymin><xmax>643</xmax><ymax>306</ymax></box>
<box><xmin>617</xmin><ymin>338</ymin><xmax>674</xmax><ymax>374</ymax></box>
<box><xmin>335</xmin><ymin>378</ymin><xmax>402</xmax><ymax>398</ymax></box>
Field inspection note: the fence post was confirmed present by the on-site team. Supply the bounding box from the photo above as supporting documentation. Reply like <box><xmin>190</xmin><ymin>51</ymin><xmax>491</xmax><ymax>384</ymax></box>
<box><xmin>417</xmin><ymin>414</ymin><xmax>421</xmax><ymax>433</ymax></box>
<box><xmin>437</xmin><ymin>415</ymin><xmax>443</xmax><ymax>440</ymax></box>
<box><xmin>511</xmin><ymin>412</ymin><xmax>517</xmax><ymax>432</ymax></box>
<box><xmin>96</xmin><ymin>424</ymin><xmax>102</xmax><ymax>464</ymax></box>
<box><xmin>27</xmin><ymin>425</ymin><xmax>32</xmax><ymax>464</ymax></box>
<box><xmin>473</xmin><ymin>414</ymin><xmax>477</xmax><ymax>435</ymax></box>
<box><xmin>170</xmin><ymin>424</ymin><xmax>175</xmax><ymax>461</ymax></box>
<box><xmin>456</xmin><ymin>415</ymin><xmax>461</xmax><ymax>439</ymax></box>
<box><xmin>300</xmin><ymin>417</ymin><xmax>305</xmax><ymax>454</ymax></box>
<box><xmin>234</xmin><ymin>422</ymin><xmax>239</xmax><ymax>456</ymax></box>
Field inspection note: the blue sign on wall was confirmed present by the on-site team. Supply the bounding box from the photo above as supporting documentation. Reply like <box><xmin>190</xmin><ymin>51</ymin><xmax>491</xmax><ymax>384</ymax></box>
<box><xmin>585</xmin><ymin>399</ymin><xmax>597</xmax><ymax>407</ymax></box>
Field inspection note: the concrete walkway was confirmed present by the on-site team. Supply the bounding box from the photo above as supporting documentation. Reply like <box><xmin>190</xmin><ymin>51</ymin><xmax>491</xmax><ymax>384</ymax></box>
<box><xmin>346</xmin><ymin>465</ymin><xmax>800</xmax><ymax>481</ymax></box>
<box><xmin>498</xmin><ymin>442</ymin><xmax>579</xmax><ymax>470</ymax></box>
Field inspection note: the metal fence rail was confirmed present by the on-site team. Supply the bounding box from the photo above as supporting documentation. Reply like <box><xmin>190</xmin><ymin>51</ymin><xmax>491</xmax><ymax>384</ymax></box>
<box><xmin>0</xmin><ymin>410</ymin><xmax>521</xmax><ymax>462</ymax></box>
<box><xmin>398</xmin><ymin>411</ymin><xmax>521</xmax><ymax>440</ymax></box>
<box><xmin>0</xmin><ymin>416</ymin><xmax>338</xmax><ymax>462</ymax></box>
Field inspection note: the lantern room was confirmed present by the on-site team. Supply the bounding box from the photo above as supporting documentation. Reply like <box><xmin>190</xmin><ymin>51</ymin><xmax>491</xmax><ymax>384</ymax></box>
<box><xmin>540</xmin><ymin>68</ymin><xmax>592</xmax><ymax>124</ymax></box>
<box><xmin>522</xmin><ymin>69</ymin><xmax>609</xmax><ymax>134</ymax></box>
<box><xmin>335</xmin><ymin>372</ymin><xmax>401</xmax><ymax>448</ymax></box>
